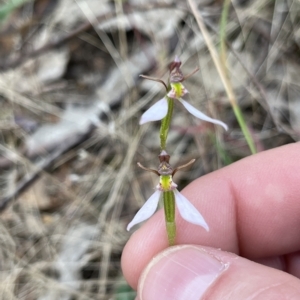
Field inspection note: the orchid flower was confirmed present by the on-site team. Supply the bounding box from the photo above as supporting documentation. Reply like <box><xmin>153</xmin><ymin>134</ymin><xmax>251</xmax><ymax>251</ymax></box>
<box><xmin>139</xmin><ymin>94</ymin><xmax>228</xmax><ymax>130</ymax></box>
<box><xmin>127</xmin><ymin>151</ymin><xmax>209</xmax><ymax>232</ymax></box>
<box><xmin>139</xmin><ymin>56</ymin><xmax>228</xmax><ymax>131</ymax></box>
<box><xmin>126</xmin><ymin>187</ymin><xmax>209</xmax><ymax>231</ymax></box>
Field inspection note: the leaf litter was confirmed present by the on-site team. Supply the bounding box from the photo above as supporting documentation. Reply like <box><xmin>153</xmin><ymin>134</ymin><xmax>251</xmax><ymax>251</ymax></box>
<box><xmin>0</xmin><ymin>0</ymin><xmax>300</xmax><ymax>299</ymax></box>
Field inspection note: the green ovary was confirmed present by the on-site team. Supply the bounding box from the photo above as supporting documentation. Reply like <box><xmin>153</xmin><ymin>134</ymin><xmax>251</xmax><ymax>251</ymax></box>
<box><xmin>160</xmin><ymin>175</ymin><xmax>173</xmax><ymax>191</ymax></box>
<box><xmin>171</xmin><ymin>82</ymin><xmax>184</xmax><ymax>98</ymax></box>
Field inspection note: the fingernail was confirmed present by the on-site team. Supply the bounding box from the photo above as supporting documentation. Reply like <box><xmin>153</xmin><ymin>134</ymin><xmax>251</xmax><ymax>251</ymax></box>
<box><xmin>138</xmin><ymin>246</ymin><xmax>226</xmax><ymax>300</ymax></box>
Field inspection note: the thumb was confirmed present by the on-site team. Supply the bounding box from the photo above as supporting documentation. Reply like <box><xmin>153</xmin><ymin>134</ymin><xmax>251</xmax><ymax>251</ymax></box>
<box><xmin>136</xmin><ymin>245</ymin><xmax>300</xmax><ymax>300</ymax></box>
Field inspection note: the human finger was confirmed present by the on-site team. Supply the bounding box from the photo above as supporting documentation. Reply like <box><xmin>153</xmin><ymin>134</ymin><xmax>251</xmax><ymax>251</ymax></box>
<box><xmin>136</xmin><ymin>245</ymin><xmax>300</xmax><ymax>300</ymax></box>
<box><xmin>122</xmin><ymin>143</ymin><xmax>300</xmax><ymax>288</ymax></box>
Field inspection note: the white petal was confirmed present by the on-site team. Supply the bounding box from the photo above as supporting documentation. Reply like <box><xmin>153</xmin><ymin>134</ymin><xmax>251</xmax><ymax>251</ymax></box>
<box><xmin>179</xmin><ymin>99</ymin><xmax>228</xmax><ymax>131</ymax></box>
<box><xmin>139</xmin><ymin>97</ymin><xmax>168</xmax><ymax>125</ymax></box>
<box><xmin>127</xmin><ymin>190</ymin><xmax>161</xmax><ymax>231</ymax></box>
<box><xmin>174</xmin><ymin>189</ymin><xmax>209</xmax><ymax>231</ymax></box>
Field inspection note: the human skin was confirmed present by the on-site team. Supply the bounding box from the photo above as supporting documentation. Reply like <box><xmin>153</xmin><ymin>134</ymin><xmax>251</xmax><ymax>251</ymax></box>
<box><xmin>122</xmin><ymin>142</ymin><xmax>300</xmax><ymax>299</ymax></box>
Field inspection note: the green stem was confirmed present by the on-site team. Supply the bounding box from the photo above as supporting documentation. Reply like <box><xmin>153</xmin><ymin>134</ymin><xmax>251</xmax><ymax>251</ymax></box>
<box><xmin>219</xmin><ymin>0</ymin><xmax>231</xmax><ymax>65</ymax></box>
<box><xmin>233</xmin><ymin>105</ymin><xmax>257</xmax><ymax>154</ymax></box>
<box><xmin>163</xmin><ymin>191</ymin><xmax>176</xmax><ymax>246</ymax></box>
<box><xmin>160</xmin><ymin>97</ymin><xmax>174</xmax><ymax>150</ymax></box>
<box><xmin>219</xmin><ymin>0</ymin><xmax>257</xmax><ymax>154</ymax></box>
<box><xmin>208</xmin><ymin>132</ymin><xmax>233</xmax><ymax>165</ymax></box>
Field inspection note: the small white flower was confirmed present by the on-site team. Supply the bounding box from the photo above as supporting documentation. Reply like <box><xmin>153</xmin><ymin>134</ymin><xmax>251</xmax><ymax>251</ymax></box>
<box><xmin>127</xmin><ymin>188</ymin><xmax>209</xmax><ymax>232</ymax></box>
<box><xmin>139</xmin><ymin>96</ymin><xmax>228</xmax><ymax>131</ymax></box>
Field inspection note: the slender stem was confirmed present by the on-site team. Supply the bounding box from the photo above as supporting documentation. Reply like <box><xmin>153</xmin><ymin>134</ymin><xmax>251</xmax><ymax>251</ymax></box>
<box><xmin>163</xmin><ymin>191</ymin><xmax>176</xmax><ymax>246</ymax></box>
<box><xmin>208</xmin><ymin>132</ymin><xmax>233</xmax><ymax>165</ymax></box>
<box><xmin>188</xmin><ymin>0</ymin><xmax>257</xmax><ymax>154</ymax></box>
<box><xmin>219</xmin><ymin>0</ymin><xmax>257</xmax><ymax>154</ymax></box>
<box><xmin>219</xmin><ymin>0</ymin><xmax>231</xmax><ymax>66</ymax></box>
<box><xmin>159</xmin><ymin>97</ymin><xmax>174</xmax><ymax>150</ymax></box>
<box><xmin>233</xmin><ymin>105</ymin><xmax>257</xmax><ymax>154</ymax></box>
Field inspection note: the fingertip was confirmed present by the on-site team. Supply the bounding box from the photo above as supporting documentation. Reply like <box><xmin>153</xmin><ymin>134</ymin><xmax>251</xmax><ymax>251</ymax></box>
<box><xmin>137</xmin><ymin>246</ymin><xmax>300</xmax><ymax>300</ymax></box>
<box><xmin>138</xmin><ymin>246</ymin><xmax>226</xmax><ymax>300</ymax></box>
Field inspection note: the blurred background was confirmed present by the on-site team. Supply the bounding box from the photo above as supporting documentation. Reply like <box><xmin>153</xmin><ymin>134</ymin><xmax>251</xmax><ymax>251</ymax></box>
<box><xmin>0</xmin><ymin>0</ymin><xmax>299</xmax><ymax>299</ymax></box>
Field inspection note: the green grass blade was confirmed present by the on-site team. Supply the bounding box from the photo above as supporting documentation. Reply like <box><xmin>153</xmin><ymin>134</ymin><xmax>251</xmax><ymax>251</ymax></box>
<box><xmin>219</xmin><ymin>0</ymin><xmax>257</xmax><ymax>154</ymax></box>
